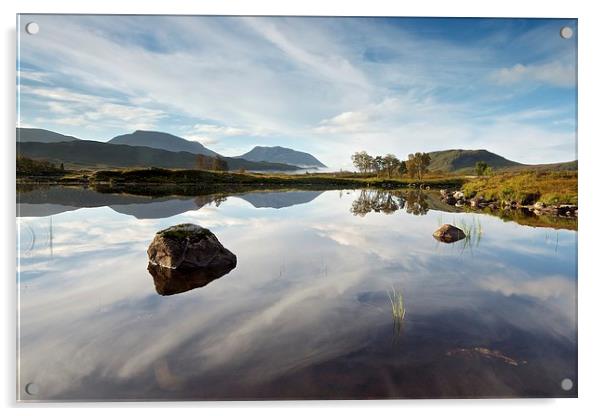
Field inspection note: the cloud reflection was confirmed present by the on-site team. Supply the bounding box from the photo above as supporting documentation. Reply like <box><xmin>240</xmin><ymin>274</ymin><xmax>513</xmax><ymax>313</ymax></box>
<box><xmin>17</xmin><ymin>189</ymin><xmax>577</xmax><ymax>400</ymax></box>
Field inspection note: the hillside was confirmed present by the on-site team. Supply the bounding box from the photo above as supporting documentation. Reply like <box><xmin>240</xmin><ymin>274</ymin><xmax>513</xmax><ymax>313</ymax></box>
<box><xmin>109</xmin><ymin>130</ymin><xmax>218</xmax><ymax>157</ymax></box>
<box><xmin>427</xmin><ymin>149</ymin><xmax>521</xmax><ymax>172</ymax></box>
<box><xmin>238</xmin><ymin>146</ymin><xmax>326</xmax><ymax>168</ymax></box>
<box><xmin>504</xmin><ymin>160</ymin><xmax>578</xmax><ymax>172</ymax></box>
<box><xmin>17</xmin><ymin>140</ymin><xmax>301</xmax><ymax>171</ymax></box>
<box><xmin>427</xmin><ymin>149</ymin><xmax>576</xmax><ymax>173</ymax></box>
<box><xmin>17</xmin><ymin>127</ymin><xmax>80</xmax><ymax>143</ymax></box>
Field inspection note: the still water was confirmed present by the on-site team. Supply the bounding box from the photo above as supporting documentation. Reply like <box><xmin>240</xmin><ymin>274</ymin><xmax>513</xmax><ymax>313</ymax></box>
<box><xmin>17</xmin><ymin>187</ymin><xmax>577</xmax><ymax>400</ymax></box>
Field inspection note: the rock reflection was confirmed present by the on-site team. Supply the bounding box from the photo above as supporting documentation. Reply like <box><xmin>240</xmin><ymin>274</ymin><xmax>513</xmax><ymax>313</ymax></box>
<box><xmin>147</xmin><ymin>261</ymin><xmax>236</xmax><ymax>296</ymax></box>
<box><xmin>350</xmin><ymin>189</ymin><xmax>429</xmax><ymax>217</ymax></box>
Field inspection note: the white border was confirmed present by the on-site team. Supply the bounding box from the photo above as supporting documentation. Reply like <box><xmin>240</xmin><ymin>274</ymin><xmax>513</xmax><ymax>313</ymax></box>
<box><xmin>2</xmin><ymin>0</ymin><xmax>601</xmax><ymax>414</ymax></box>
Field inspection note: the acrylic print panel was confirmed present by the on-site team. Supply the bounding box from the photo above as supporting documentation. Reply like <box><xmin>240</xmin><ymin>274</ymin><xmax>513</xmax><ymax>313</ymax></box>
<box><xmin>16</xmin><ymin>15</ymin><xmax>577</xmax><ymax>401</ymax></box>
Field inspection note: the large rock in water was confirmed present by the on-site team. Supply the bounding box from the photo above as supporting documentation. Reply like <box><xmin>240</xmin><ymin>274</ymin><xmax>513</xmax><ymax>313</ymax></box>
<box><xmin>432</xmin><ymin>224</ymin><xmax>466</xmax><ymax>243</ymax></box>
<box><xmin>147</xmin><ymin>224</ymin><xmax>237</xmax><ymax>270</ymax></box>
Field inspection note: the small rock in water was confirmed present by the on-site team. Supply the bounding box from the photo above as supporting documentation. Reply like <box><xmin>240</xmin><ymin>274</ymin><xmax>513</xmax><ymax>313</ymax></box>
<box><xmin>147</xmin><ymin>223</ymin><xmax>237</xmax><ymax>270</ymax></box>
<box><xmin>534</xmin><ymin>201</ymin><xmax>546</xmax><ymax>210</ymax></box>
<box><xmin>432</xmin><ymin>224</ymin><xmax>466</xmax><ymax>243</ymax></box>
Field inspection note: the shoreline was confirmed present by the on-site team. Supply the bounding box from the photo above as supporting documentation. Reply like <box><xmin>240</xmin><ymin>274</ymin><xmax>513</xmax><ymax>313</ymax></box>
<box><xmin>16</xmin><ymin>168</ymin><xmax>578</xmax><ymax>226</ymax></box>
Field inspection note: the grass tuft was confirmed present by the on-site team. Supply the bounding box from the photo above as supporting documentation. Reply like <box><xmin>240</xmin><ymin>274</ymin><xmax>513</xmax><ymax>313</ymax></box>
<box><xmin>387</xmin><ymin>288</ymin><xmax>406</xmax><ymax>322</ymax></box>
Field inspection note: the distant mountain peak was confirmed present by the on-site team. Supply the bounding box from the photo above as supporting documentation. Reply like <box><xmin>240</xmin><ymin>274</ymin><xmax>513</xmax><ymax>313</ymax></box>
<box><xmin>239</xmin><ymin>145</ymin><xmax>326</xmax><ymax>168</ymax></box>
<box><xmin>108</xmin><ymin>130</ymin><xmax>218</xmax><ymax>156</ymax></box>
<box><xmin>17</xmin><ymin>127</ymin><xmax>80</xmax><ymax>143</ymax></box>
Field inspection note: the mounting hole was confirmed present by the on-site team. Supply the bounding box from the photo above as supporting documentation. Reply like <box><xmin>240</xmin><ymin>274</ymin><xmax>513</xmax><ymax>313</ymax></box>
<box><xmin>561</xmin><ymin>378</ymin><xmax>574</xmax><ymax>391</ymax></box>
<box><xmin>560</xmin><ymin>26</ymin><xmax>573</xmax><ymax>39</ymax></box>
<box><xmin>25</xmin><ymin>22</ymin><xmax>39</xmax><ymax>35</ymax></box>
<box><xmin>25</xmin><ymin>382</ymin><xmax>39</xmax><ymax>395</ymax></box>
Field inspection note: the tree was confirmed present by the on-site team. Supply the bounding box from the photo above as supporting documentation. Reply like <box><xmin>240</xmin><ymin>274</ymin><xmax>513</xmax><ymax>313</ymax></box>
<box><xmin>475</xmin><ymin>161</ymin><xmax>489</xmax><ymax>176</ymax></box>
<box><xmin>212</xmin><ymin>157</ymin><xmax>228</xmax><ymax>171</ymax></box>
<box><xmin>196</xmin><ymin>154</ymin><xmax>212</xmax><ymax>170</ymax></box>
<box><xmin>60</xmin><ymin>162</ymin><xmax>65</xmax><ymax>171</ymax></box>
<box><xmin>406</xmin><ymin>152</ymin><xmax>431</xmax><ymax>180</ymax></box>
<box><xmin>373</xmin><ymin>156</ymin><xmax>385</xmax><ymax>176</ymax></box>
<box><xmin>196</xmin><ymin>154</ymin><xmax>228</xmax><ymax>171</ymax></box>
<box><xmin>398</xmin><ymin>160</ymin><xmax>408</xmax><ymax>176</ymax></box>
<box><xmin>382</xmin><ymin>154</ymin><xmax>401</xmax><ymax>178</ymax></box>
<box><xmin>351</xmin><ymin>151</ymin><xmax>374</xmax><ymax>174</ymax></box>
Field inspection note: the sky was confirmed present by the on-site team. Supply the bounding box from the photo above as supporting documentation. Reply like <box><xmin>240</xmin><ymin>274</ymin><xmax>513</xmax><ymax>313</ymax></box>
<box><xmin>17</xmin><ymin>15</ymin><xmax>577</xmax><ymax>168</ymax></box>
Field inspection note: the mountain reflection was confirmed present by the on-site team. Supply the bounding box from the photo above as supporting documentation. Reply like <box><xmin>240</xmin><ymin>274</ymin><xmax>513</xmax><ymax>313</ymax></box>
<box><xmin>350</xmin><ymin>189</ymin><xmax>429</xmax><ymax>217</ymax></box>
<box><xmin>147</xmin><ymin>261</ymin><xmax>236</xmax><ymax>296</ymax></box>
<box><xmin>17</xmin><ymin>186</ymin><xmax>324</xmax><ymax>218</ymax></box>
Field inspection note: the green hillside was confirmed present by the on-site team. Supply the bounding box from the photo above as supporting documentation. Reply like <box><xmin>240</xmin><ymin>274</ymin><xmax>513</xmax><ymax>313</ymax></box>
<box><xmin>427</xmin><ymin>149</ymin><xmax>576</xmax><ymax>173</ymax></box>
<box><xmin>427</xmin><ymin>149</ymin><xmax>521</xmax><ymax>172</ymax></box>
<box><xmin>17</xmin><ymin>140</ymin><xmax>301</xmax><ymax>171</ymax></box>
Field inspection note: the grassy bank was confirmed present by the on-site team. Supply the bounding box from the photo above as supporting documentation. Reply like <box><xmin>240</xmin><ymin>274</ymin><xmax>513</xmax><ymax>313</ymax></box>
<box><xmin>17</xmin><ymin>165</ymin><xmax>578</xmax><ymax>208</ymax></box>
<box><xmin>461</xmin><ymin>171</ymin><xmax>577</xmax><ymax>205</ymax></box>
<box><xmin>18</xmin><ymin>167</ymin><xmax>467</xmax><ymax>190</ymax></box>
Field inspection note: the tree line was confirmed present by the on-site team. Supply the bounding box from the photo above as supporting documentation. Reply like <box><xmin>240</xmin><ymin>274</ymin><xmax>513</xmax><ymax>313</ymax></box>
<box><xmin>352</xmin><ymin>151</ymin><xmax>495</xmax><ymax>178</ymax></box>
<box><xmin>351</xmin><ymin>151</ymin><xmax>431</xmax><ymax>179</ymax></box>
<box><xmin>17</xmin><ymin>155</ymin><xmax>65</xmax><ymax>175</ymax></box>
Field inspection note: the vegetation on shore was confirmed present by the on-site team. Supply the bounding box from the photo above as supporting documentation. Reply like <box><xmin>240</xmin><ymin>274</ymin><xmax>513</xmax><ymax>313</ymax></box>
<box><xmin>89</xmin><ymin>168</ymin><xmax>468</xmax><ymax>196</ymax></box>
<box><xmin>461</xmin><ymin>171</ymin><xmax>577</xmax><ymax>205</ymax></box>
<box><xmin>17</xmin><ymin>156</ymin><xmax>65</xmax><ymax>175</ymax></box>
<box><xmin>16</xmin><ymin>157</ymin><xmax>467</xmax><ymax>190</ymax></box>
<box><xmin>16</xmin><ymin>155</ymin><xmax>578</xmax><ymax>211</ymax></box>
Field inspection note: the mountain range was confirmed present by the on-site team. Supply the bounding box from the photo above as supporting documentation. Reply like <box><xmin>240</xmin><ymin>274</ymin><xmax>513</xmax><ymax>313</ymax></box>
<box><xmin>16</xmin><ymin>128</ymin><xmax>576</xmax><ymax>173</ymax></box>
<box><xmin>16</xmin><ymin>128</ymin><xmax>323</xmax><ymax>171</ymax></box>
<box><xmin>17</xmin><ymin>139</ymin><xmax>301</xmax><ymax>171</ymax></box>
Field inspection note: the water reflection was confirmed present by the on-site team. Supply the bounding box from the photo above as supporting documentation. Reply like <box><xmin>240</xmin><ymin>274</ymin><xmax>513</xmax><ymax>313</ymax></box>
<box><xmin>147</xmin><ymin>262</ymin><xmax>236</xmax><ymax>296</ymax></box>
<box><xmin>17</xmin><ymin>186</ymin><xmax>325</xmax><ymax>218</ymax></box>
<box><xmin>17</xmin><ymin>186</ymin><xmax>577</xmax><ymax>231</ymax></box>
<box><xmin>16</xmin><ymin>188</ymin><xmax>577</xmax><ymax>400</ymax></box>
<box><xmin>350</xmin><ymin>189</ymin><xmax>429</xmax><ymax>217</ymax></box>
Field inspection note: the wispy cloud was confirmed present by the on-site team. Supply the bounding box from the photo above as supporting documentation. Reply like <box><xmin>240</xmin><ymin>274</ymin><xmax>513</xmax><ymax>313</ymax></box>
<box><xmin>21</xmin><ymin>85</ymin><xmax>166</xmax><ymax>133</ymax></box>
<box><xmin>491</xmin><ymin>61</ymin><xmax>576</xmax><ymax>87</ymax></box>
<box><xmin>17</xmin><ymin>16</ymin><xmax>577</xmax><ymax>164</ymax></box>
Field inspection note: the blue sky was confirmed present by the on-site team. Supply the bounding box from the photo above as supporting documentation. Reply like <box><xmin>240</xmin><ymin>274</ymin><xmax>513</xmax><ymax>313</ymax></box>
<box><xmin>17</xmin><ymin>15</ymin><xmax>577</xmax><ymax>168</ymax></box>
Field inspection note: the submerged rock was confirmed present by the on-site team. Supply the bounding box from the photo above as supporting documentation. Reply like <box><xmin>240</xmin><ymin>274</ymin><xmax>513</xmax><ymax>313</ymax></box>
<box><xmin>147</xmin><ymin>262</ymin><xmax>235</xmax><ymax>296</ymax></box>
<box><xmin>445</xmin><ymin>347</ymin><xmax>527</xmax><ymax>366</ymax></box>
<box><xmin>432</xmin><ymin>224</ymin><xmax>466</xmax><ymax>243</ymax></box>
<box><xmin>147</xmin><ymin>223</ymin><xmax>237</xmax><ymax>270</ymax></box>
